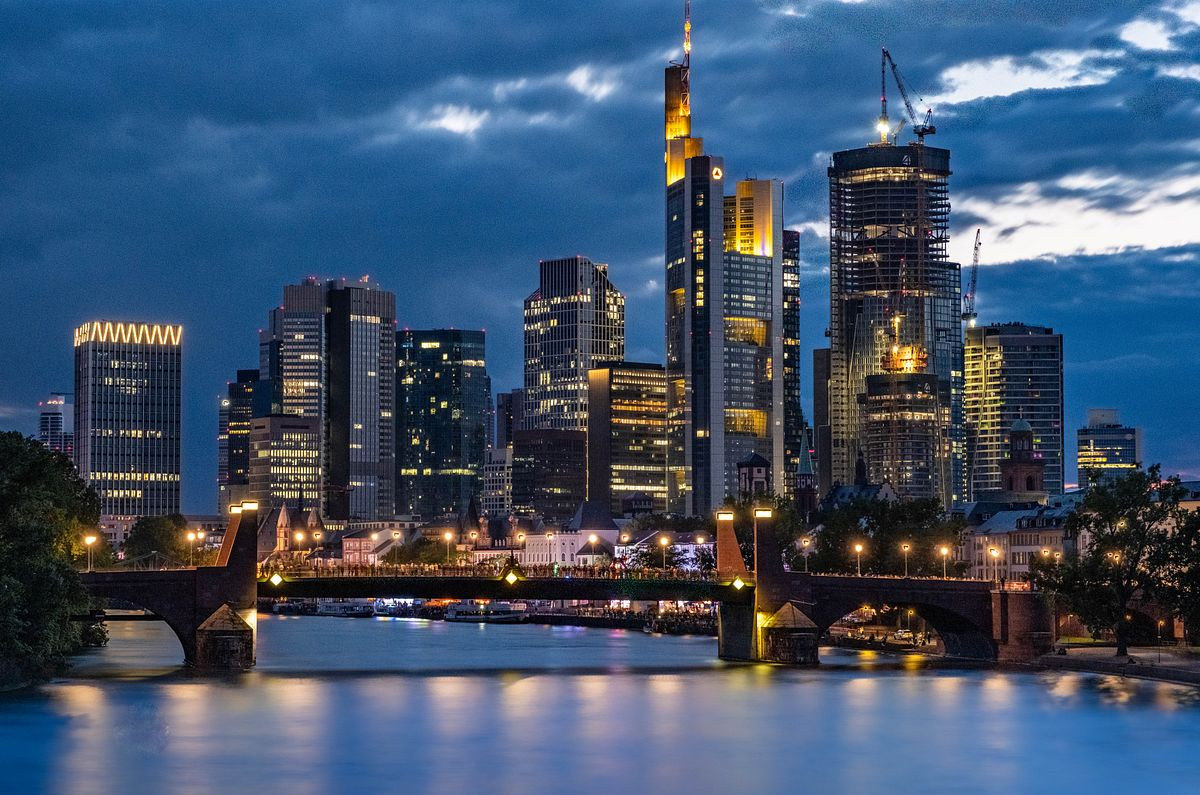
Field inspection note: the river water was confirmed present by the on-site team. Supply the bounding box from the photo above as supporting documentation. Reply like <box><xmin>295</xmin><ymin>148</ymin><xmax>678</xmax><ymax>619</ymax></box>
<box><xmin>4</xmin><ymin>615</ymin><xmax>1200</xmax><ymax>794</ymax></box>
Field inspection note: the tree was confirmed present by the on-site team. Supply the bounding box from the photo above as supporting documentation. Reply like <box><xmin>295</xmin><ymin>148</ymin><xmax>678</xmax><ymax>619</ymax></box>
<box><xmin>1160</xmin><ymin>509</ymin><xmax>1200</xmax><ymax>636</ymax></box>
<box><xmin>123</xmin><ymin>514</ymin><xmax>191</xmax><ymax>563</ymax></box>
<box><xmin>1031</xmin><ymin>465</ymin><xmax>1188</xmax><ymax>656</ymax></box>
<box><xmin>0</xmin><ymin>432</ymin><xmax>105</xmax><ymax>687</ymax></box>
<box><xmin>805</xmin><ymin>498</ymin><xmax>965</xmax><ymax>577</ymax></box>
<box><xmin>630</xmin><ymin>542</ymin><xmax>687</xmax><ymax>569</ymax></box>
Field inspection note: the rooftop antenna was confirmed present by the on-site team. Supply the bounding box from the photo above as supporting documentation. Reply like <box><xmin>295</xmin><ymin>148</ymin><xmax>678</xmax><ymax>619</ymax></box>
<box><xmin>681</xmin><ymin>0</ymin><xmax>692</xmax><ymax>118</ymax></box>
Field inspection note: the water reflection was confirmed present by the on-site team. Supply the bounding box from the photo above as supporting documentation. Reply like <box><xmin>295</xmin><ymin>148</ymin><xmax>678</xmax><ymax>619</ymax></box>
<box><xmin>4</xmin><ymin>617</ymin><xmax>1200</xmax><ymax>794</ymax></box>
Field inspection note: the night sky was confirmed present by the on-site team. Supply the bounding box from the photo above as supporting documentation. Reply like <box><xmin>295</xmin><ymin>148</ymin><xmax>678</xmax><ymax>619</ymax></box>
<box><xmin>3</xmin><ymin>1</ymin><xmax>1198</xmax><ymax>513</ymax></box>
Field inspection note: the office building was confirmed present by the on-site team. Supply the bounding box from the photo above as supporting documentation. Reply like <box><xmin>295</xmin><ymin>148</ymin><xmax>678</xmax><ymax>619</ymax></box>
<box><xmin>587</xmin><ymin>363</ymin><xmax>668</xmax><ymax>514</ymax></box>
<box><xmin>522</xmin><ymin>256</ymin><xmax>624</xmax><ymax>432</ymax></box>
<box><xmin>217</xmin><ymin>369</ymin><xmax>259</xmax><ymax>513</ymax></box>
<box><xmin>74</xmin><ymin>321</ymin><xmax>182</xmax><ymax>518</ymax></box>
<box><xmin>511</xmin><ymin>428</ymin><xmax>587</xmax><ymax>521</ymax></box>
<box><xmin>825</xmin><ymin>141</ymin><xmax>963</xmax><ymax>504</ymax></box>
<box><xmin>481</xmin><ymin>446</ymin><xmax>513</xmax><ymax>518</ymax></box>
<box><xmin>37</xmin><ymin>392</ymin><xmax>73</xmax><ymax>457</ymax></box>
<box><xmin>248</xmin><ymin>415</ymin><xmax>322</xmax><ymax>510</ymax></box>
<box><xmin>396</xmin><ymin>329</ymin><xmax>492</xmax><ymax>517</ymax></box>
<box><xmin>781</xmin><ymin>228</ymin><xmax>804</xmax><ymax>497</ymax></box>
<box><xmin>260</xmin><ymin>276</ymin><xmax>396</xmax><ymax>520</ymax></box>
<box><xmin>964</xmin><ymin>323</ymin><xmax>1064</xmax><ymax>497</ymax></box>
<box><xmin>1077</xmin><ymin>409</ymin><xmax>1142</xmax><ymax>488</ymax></box>
<box><xmin>663</xmin><ymin>10</ymin><xmax>785</xmax><ymax>513</ymax></box>
<box><xmin>496</xmin><ymin>388</ymin><xmax>524</xmax><ymax>449</ymax></box>
<box><xmin>812</xmin><ymin>347</ymin><xmax>832</xmax><ymax>496</ymax></box>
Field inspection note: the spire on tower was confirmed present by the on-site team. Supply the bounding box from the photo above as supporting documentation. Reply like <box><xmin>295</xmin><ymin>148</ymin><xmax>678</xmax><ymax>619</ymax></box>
<box><xmin>681</xmin><ymin>0</ymin><xmax>692</xmax><ymax>117</ymax></box>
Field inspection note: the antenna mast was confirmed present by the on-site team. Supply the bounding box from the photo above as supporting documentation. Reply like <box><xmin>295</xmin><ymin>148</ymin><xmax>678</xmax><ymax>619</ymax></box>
<box><xmin>681</xmin><ymin>0</ymin><xmax>692</xmax><ymax>117</ymax></box>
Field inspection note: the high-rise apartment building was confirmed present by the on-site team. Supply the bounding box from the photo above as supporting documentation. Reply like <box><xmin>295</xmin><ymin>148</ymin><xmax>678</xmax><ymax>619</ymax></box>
<box><xmin>663</xmin><ymin>9</ymin><xmax>784</xmax><ymax>514</ymax></box>
<box><xmin>964</xmin><ymin>323</ymin><xmax>1064</xmax><ymax>496</ymax></box>
<box><xmin>587</xmin><ymin>363</ymin><xmax>668</xmax><ymax>514</ymax></box>
<box><xmin>481</xmin><ymin>446</ymin><xmax>513</xmax><ymax>518</ymax></box>
<box><xmin>37</xmin><ymin>392</ymin><xmax>74</xmax><ymax>457</ymax></box>
<box><xmin>74</xmin><ymin>321</ymin><xmax>182</xmax><ymax>518</ymax></box>
<box><xmin>217</xmin><ymin>369</ymin><xmax>259</xmax><ymax>514</ymax></box>
<box><xmin>396</xmin><ymin>329</ymin><xmax>492</xmax><ymax>517</ymax></box>
<box><xmin>1077</xmin><ymin>409</ymin><xmax>1142</xmax><ymax>488</ymax></box>
<box><xmin>825</xmin><ymin>142</ymin><xmax>963</xmax><ymax>504</ymax></box>
<box><xmin>522</xmin><ymin>256</ymin><xmax>624</xmax><ymax>432</ymax></box>
<box><xmin>248</xmin><ymin>415</ymin><xmax>322</xmax><ymax>510</ymax></box>
<box><xmin>260</xmin><ymin>277</ymin><xmax>396</xmax><ymax>520</ymax></box>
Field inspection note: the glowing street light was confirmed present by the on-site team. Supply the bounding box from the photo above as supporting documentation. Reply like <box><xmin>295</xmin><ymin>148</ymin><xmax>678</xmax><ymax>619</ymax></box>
<box><xmin>588</xmin><ymin>533</ymin><xmax>599</xmax><ymax>562</ymax></box>
<box><xmin>854</xmin><ymin>543</ymin><xmax>864</xmax><ymax>577</ymax></box>
<box><xmin>989</xmin><ymin>547</ymin><xmax>1000</xmax><ymax>582</ymax></box>
<box><xmin>84</xmin><ymin>534</ymin><xmax>97</xmax><ymax>573</ymax></box>
<box><xmin>901</xmin><ymin>543</ymin><xmax>911</xmax><ymax>578</ymax></box>
<box><xmin>444</xmin><ymin>531</ymin><xmax>454</xmax><ymax>563</ymax></box>
<box><xmin>186</xmin><ymin>531</ymin><xmax>197</xmax><ymax>566</ymax></box>
<box><xmin>801</xmin><ymin>537</ymin><xmax>812</xmax><ymax>572</ymax></box>
<box><xmin>659</xmin><ymin>534</ymin><xmax>670</xmax><ymax>568</ymax></box>
<box><xmin>939</xmin><ymin>545</ymin><xmax>950</xmax><ymax>578</ymax></box>
<box><xmin>752</xmin><ymin>507</ymin><xmax>773</xmax><ymax>574</ymax></box>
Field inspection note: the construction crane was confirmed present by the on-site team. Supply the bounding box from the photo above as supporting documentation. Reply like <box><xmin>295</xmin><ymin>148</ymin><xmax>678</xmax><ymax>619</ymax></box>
<box><xmin>962</xmin><ymin>228</ymin><xmax>981</xmax><ymax>327</ymax></box>
<box><xmin>879</xmin><ymin>48</ymin><xmax>936</xmax><ymax>144</ymax></box>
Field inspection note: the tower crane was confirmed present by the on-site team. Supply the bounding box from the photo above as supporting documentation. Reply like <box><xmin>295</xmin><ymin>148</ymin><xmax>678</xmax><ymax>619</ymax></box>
<box><xmin>962</xmin><ymin>228</ymin><xmax>981</xmax><ymax>327</ymax></box>
<box><xmin>878</xmin><ymin>48</ymin><xmax>936</xmax><ymax>144</ymax></box>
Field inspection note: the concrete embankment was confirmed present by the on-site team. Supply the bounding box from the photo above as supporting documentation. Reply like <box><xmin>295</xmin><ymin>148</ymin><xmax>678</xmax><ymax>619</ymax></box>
<box><xmin>1040</xmin><ymin>653</ymin><xmax>1200</xmax><ymax>687</ymax></box>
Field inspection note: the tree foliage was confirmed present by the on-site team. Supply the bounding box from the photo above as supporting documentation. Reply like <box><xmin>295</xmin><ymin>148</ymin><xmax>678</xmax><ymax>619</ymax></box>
<box><xmin>123</xmin><ymin>514</ymin><xmax>191</xmax><ymax>563</ymax></box>
<box><xmin>0</xmin><ymin>432</ymin><xmax>104</xmax><ymax>687</ymax></box>
<box><xmin>805</xmin><ymin>498</ymin><xmax>965</xmax><ymax>577</ymax></box>
<box><xmin>1031</xmin><ymin>465</ymin><xmax>1190</xmax><ymax>655</ymax></box>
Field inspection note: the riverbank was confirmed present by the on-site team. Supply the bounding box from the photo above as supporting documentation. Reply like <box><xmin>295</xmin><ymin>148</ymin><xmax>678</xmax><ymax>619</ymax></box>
<box><xmin>1039</xmin><ymin>647</ymin><xmax>1200</xmax><ymax>687</ymax></box>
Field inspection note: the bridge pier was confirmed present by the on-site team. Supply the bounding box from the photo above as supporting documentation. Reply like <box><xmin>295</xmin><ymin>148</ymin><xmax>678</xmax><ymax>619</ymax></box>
<box><xmin>992</xmin><ymin>589</ymin><xmax>1053</xmax><ymax>663</ymax></box>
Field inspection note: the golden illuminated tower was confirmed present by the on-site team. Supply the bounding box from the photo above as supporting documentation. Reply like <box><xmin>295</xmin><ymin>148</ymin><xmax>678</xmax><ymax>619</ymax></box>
<box><xmin>74</xmin><ymin>321</ymin><xmax>183</xmax><ymax>519</ymax></box>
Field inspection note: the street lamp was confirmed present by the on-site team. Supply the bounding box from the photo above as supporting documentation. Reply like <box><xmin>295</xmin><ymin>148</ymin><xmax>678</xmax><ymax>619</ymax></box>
<box><xmin>588</xmin><ymin>533</ymin><xmax>598</xmax><ymax>563</ymax></box>
<box><xmin>801</xmin><ymin>537</ymin><xmax>812</xmax><ymax>572</ymax></box>
<box><xmin>444</xmin><ymin>531</ymin><xmax>454</xmax><ymax>563</ymax></box>
<box><xmin>659</xmin><ymin>535</ymin><xmax>670</xmax><ymax>568</ymax></box>
<box><xmin>469</xmin><ymin>530</ymin><xmax>479</xmax><ymax>546</ymax></box>
<box><xmin>939</xmin><ymin>545</ymin><xmax>950</xmax><ymax>578</ymax></box>
<box><xmin>988</xmin><ymin>547</ymin><xmax>1000</xmax><ymax>582</ymax></box>
<box><xmin>854</xmin><ymin>543</ymin><xmax>864</xmax><ymax>577</ymax></box>
<box><xmin>753</xmin><ymin>507</ymin><xmax>773</xmax><ymax>574</ymax></box>
<box><xmin>84</xmin><ymin>534</ymin><xmax>97</xmax><ymax>573</ymax></box>
<box><xmin>901</xmin><ymin>543</ymin><xmax>911</xmax><ymax>578</ymax></box>
<box><xmin>186</xmin><ymin>531</ymin><xmax>197</xmax><ymax>566</ymax></box>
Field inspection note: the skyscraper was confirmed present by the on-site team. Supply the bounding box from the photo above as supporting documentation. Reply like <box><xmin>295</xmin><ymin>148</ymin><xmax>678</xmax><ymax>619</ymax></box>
<box><xmin>74</xmin><ymin>321</ymin><xmax>182</xmax><ymax>518</ymax></box>
<box><xmin>260</xmin><ymin>276</ymin><xmax>396</xmax><ymax>520</ymax></box>
<box><xmin>37</xmin><ymin>392</ymin><xmax>73</xmax><ymax>457</ymax></box>
<box><xmin>495</xmin><ymin>388</ymin><xmax>524</xmax><ymax>449</ymax></box>
<box><xmin>1077</xmin><ymin>409</ymin><xmax>1142</xmax><ymax>488</ymax></box>
<box><xmin>522</xmin><ymin>256</ymin><xmax>624</xmax><ymax>432</ymax></box>
<box><xmin>511</xmin><ymin>429</ymin><xmax>587</xmax><ymax>521</ymax></box>
<box><xmin>781</xmin><ymin>229</ymin><xmax>805</xmax><ymax>497</ymax></box>
<box><xmin>825</xmin><ymin>141</ymin><xmax>963</xmax><ymax>503</ymax></box>
<box><xmin>396</xmin><ymin>329</ymin><xmax>492</xmax><ymax>517</ymax></box>
<box><xmin>587</xmin><ymin>363</ymin><xmax>668</xmax><ymax>514</ymax></box>
<box><xmin>964</xmin><ymin>323</ymin><xmax>1064</xmax><ymax>496</ymax></box>
<box><xmin>217</xmin><ymin>369</ymin><xmax>259</xmax><ymax>514</ymax></box>
<box><xmin>663</xmin><ymin>7</ymin><xmax>784</xmax><ymax>514</ymax></box>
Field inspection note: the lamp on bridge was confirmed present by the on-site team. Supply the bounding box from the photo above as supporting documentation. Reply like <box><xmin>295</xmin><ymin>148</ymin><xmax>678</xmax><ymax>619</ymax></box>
<box><xmin>854</xmin><ymin>543</ymin><xmax>864</xmax><ymax>577</ymax></box>
<box><xmin>939</xmin><ymin>545</ymin><xmax>950</xmax><ymax>578</ymax></box>
<box><xmin>901</xmin><ymin>543</ymin><xmax>911</xmax><ymax>578</ymax></box>
<box><xmin>753</xmin><ymin>508</ymin><xmax>772</xmax><ymax>574</ymax></box>
<box><xmin>443</xmin><ymin>531</ymin><xmax>454</xmax><ymax>563</ymax></box>
<box><xmin>988</xmin><ymin>546</ymin><xmax>1000</xmax><ymax>582</ymax></box>
<box><xmin>186</xmin><ymin>531</ymin><xmax>197</xmax><ymax>566</ymax></box>
<box><xmin>801</xmin><ymin>537</ymin><xmax>811</xmax><ymax>573</ymax></box>
<box><xmin>659</xmin><ymin>534</ymin><xmax>670</xmax><ymax>568</ymax></box>
<box><xmin>84</xmin><ymin>534</ymin><xmax>97</xmax><ymax>573</ymax></box>
<box><xmin>588</xmin><ymin>533</ymin><xmax>599</xmax><ymax>561</ymax></box>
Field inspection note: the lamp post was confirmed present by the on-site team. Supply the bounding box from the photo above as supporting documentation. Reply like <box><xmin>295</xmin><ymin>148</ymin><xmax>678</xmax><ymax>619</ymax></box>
<box><xmin>588</xmin><ymin>533</ymin><xmax>598</xmax><ymax>565</ymax></box>
<box><xmin>801</xmin><ymin>537</ymin><xmax>811</xmax><ymax>572</ymax></box>
<box><xmin>84</xmin><ymin>534</ymin><xmax>97</xmax><ymax>573</ymax></box>
<box><xmin>186</xmin><ymin>531</ymin><xmax>196</xmax><ymax>566</ymax></box>
<box><xmin>939</xmin><ymin>545</ymin><xmax>950</xmax><ymax>578</ymax></box>
<box><xmin>444</xmin><ymin>531</ymin><xmax>454</xmax><ymax>564</ymax></box>
<box><xmin>545</xmin><ymin>531</ymin><xmax>554</xmax><ymax>566</ymax></box>
<box><xmin>901</xmin><ymin>543</ymin><xmax>910</xmax><ymax>578</ymax></box>
<box><xmin>988</xmin><ymin>547</ymin><xmax>1000</xmax><ymax>583</ymax></box>
<box><xmin>854</xmin><ymin>543</ymin><xmax>863</xmax><ymax>577</ymax></box>
<box><xmin>753</xmin><ymin>507</ymin><xmax>773</xmax><ymax>574</ymax></box>
<box><xmin>659</xmin><ymin>535</ymin><xmax>670</xmax><ymax>569</ymax></box>
<box><xmin>1158</xmin><ymin>619</ymin><xmax>1165</xmax><ymax>664</ymax></box>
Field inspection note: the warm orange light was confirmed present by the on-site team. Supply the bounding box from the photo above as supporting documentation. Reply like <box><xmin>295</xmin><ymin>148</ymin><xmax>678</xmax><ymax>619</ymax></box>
<box><xmin>854</xmin><ymin>543</ymin><xmax>864</xmax><ymax>553</ymax></box>
<box><xmin>294</xmin><ymin>531</ymin><xmax>305</xmax><ymax>542</ymax></box>
<box><xmin>695</xmin><ymin>536</ymin><xmax>705</xmax><ymax>545</ymax></box>
<box><xmin>186</xmin><ymin>531</ymin><xmax>196</xmax><ymax>542</ymax></box>
<box><xmin>939</xmin><ymin>546</ymin><xmax>950</xmax><ymax>556</ymax></box>
<box><xmin>84</xmin><ymin>535</ymin><xmax>97</xmax><ymax>546</ymax></box>
<box><xmin>715</xmin><ymin>511</ymin><xmax>735</xmax><ymax>522</ymax></box>
<box><xmin>659</xmin><ymin>536</ymin><xmax>670</xmax><ymax>546</ymax></box>
<box><xmin>754</xmin><ymin>508</ymin><xmax>773</xmax><ymax>519</ymax></box>
<box><xmin>588</xmin><ymin>534</ymin><xmax>598</xmax><ymax>544</ymax></box>
<box><xmin>443</xmin><ymin>531</ymin><xmax>453</xmax><ymax>542</ymax></box>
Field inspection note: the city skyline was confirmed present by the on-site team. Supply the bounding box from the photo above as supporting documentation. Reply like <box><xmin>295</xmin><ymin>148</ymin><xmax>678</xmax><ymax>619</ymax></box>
<box><xmin>3</xmin><ymin>2</ymin><xmax>1200</xmax><ymax>511</ymax></box>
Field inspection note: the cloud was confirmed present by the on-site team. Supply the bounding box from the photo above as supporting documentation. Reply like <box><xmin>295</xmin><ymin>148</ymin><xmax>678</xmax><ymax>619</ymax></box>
<box><xmin>1120</xmin><ymin>19</ymin><xmax>1176</xmax><ymax>51</ymax></box>
<box><xmin>565</xmin><ymin>65</ymin><xmax>620</xmax><ymax>101</ymax></box>
<box><xmin>414</xmin><ymin>104</ymin><xmax>490</xmax><ymax>136</ymax></box>
<box><xmin>928</xmin><ymin>49</ymin><xmax>1120</xmax><ymax>105</ymax></box>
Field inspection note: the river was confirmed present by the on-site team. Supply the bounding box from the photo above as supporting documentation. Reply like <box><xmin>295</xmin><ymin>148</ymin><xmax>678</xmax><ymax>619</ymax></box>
<box><xmin>4</xmin><ymin>614</ymin><xmax>1200</xmax><ymax>793</ymax></box>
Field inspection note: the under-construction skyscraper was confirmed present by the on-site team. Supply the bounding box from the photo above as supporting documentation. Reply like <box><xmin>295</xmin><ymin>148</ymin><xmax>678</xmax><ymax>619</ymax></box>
<box><xmin>823</xmin><ymin>140</ymin><xmax>964</xmax><ymax>504</ymax></box>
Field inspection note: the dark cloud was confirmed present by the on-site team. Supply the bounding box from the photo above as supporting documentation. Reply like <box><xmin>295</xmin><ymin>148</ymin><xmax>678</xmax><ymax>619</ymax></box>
<box><xmin>1</xmin><ymin>0</ymin><xmax>1198</xmax><ymax>511</ymax></box>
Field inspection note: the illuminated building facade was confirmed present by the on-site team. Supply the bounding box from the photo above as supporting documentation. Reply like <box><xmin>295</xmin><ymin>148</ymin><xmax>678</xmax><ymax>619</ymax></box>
<box><xmin>663</xmin><ymin>12</ymin><xmax>785</xmax><ymax>514</ymax></box>
<box><xmin>512</xmin><ymin>428</ymin><xmax>587</xmax><ymax>521</ymax></box>
<box><xmin>781</xmin><ymin>229</ymin><xmax>804</xmax><ymax>497</ymax></box>
<box><xmin>1077</xmin><ymin>408</ymin><xmax>1142</xmax><ymax>488</ymax></box>
<box><xmin>74</xmin><ymin>321</ymin><xmax>182</xmax><ymax>518</ymax></box>
<box><xmin>481</xmin><ymin>446</ymin><xmax>513</xmax><ymax>518</ymax></box>
<box><xmin>37</xmin><ymin>392</ymin><xmax>74</xmax><ymax>457</ymax></box>
<box><xmin>522</xmin><ymin>256</ymin><xmax>624</xmax><ymax>433</ymax></box>
<box><xmin>248</xmin><ymin>415</ymin><xmax>322</xmax><ymax>510</ymax></box>
<box><xmin>587</xmin><ymin>363</ymin><xmax>668</xmax><ymax>514</ymax></box>
<box><xmin>964</xmin><ymin>322</ymin><xmax>1064</xmax><ymax>496</ymax></box>
<box><xmin>396</xmin><ymin>329</ymin><xmax>492</xmax><ymax>517</ymax></box>
<box><xmin>825</xmin><ymin>143</ymin><xmax>964</xmax><ymax>504</ymax></box>
<box><xmin>217</xmin><ymin>369</ymin><xmax>259</xmax><ymax>514</ymax></box>
<box><xmin>261</xmin><ymin>277</ymin><xmax>396</xmax><ymax>520</ymax></box>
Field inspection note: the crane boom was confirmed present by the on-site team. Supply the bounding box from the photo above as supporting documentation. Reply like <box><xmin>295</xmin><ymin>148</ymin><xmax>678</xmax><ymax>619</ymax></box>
<box><xmin>881</xmin><ymin>48</ymin><xmax>936</xmax><ymax>142</ymax></box>
<box><xmin>962</xmin><ymin>228</ymin><xmax>981</xmax><ymax>327</ymax></box>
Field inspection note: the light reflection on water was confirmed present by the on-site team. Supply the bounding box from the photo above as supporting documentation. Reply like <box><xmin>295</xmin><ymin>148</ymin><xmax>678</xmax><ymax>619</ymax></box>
<box><xmin>3</xmin><ymin>615</ymin><xmax>1200</xmax><ymax>794</ymax></box>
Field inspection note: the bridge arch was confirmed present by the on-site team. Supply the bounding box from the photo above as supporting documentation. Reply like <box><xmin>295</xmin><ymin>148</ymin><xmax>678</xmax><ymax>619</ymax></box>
<box><xmin>810</xmin><ymin>592</ymin><xmax>996</xmax><ymax>660</ymax></box>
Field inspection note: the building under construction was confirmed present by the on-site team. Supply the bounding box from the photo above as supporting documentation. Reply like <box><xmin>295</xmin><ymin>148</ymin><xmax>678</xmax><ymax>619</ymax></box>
<box><xmin>819</xmin><ymin>139</ymin><xmax>964</xmax><ymax>504</ymax></box>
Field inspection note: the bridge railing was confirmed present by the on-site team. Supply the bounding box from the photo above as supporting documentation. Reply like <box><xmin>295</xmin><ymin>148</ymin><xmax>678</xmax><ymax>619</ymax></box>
<box><xmin>258</xmin><ymin>561</ymin><xmax>724</xmax><ymax>583</ymax></box>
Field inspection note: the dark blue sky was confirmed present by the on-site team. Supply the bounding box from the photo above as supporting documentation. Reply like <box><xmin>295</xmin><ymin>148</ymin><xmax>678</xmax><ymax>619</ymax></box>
<box><xmin>3</xmin><ymin>0</ymin><xmax>1198</xmax><ymax>513</ymax></box>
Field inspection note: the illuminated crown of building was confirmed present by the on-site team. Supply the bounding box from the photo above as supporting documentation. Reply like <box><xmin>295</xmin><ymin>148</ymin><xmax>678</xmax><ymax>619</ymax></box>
<box><xmin>74</xmin><ymin>321</ymin><xmax>183</xmax><ymax>347</ymax></box>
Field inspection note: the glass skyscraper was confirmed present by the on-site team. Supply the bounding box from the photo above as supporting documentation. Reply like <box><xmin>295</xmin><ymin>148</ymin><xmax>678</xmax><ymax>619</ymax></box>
<box><xmin>1077</xmin><ymin>408</ymin><xmax>1141</xmax><ymax>488</ymax></box>
<box><xmin>217</xmin><ymin>369</ymin><xmax>259</xmax><ymax>513</ymax></box>
<box><xmin>395</xmin><ymin>329</ymin><xmax>492</xmax><ymax>517</ymax></box>
<box><xmin>74</xmin><ymin>321</ymin><xmax>182</xmax><ymax>518</ymax></box>
<box><xmin>37</xmin><ymin>392</ymin><xmax>74</xmax><ymax>458</ymax></box>
<box><xmin>587</xmin><ymin>363</ymin><xmax>668</xmax><ymax>514</ymax></box>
